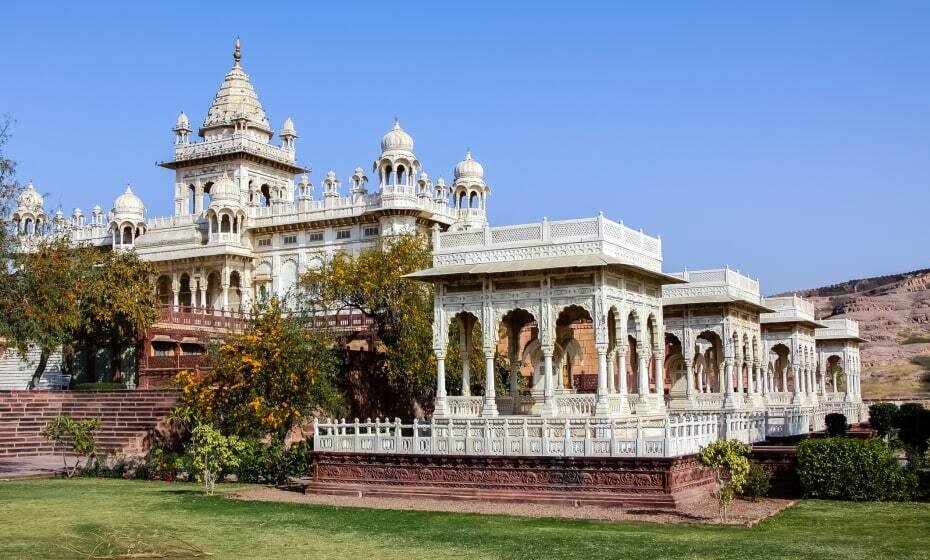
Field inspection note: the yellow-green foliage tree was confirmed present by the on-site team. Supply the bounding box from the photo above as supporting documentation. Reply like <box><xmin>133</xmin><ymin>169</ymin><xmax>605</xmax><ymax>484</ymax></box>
<box><xmin>300</xmin><ymin>234</ymin><xmax>436</xmax><ymax>417</ymax></box>
<box><xmin>74</xmin><ymin>250</ymin><xmax>159</xmax><ymax>382</ymax></box>
<box><xmin>176</xmin><ymin>298</ymin><xmax>343</xmax><ymax>444</ymax></box>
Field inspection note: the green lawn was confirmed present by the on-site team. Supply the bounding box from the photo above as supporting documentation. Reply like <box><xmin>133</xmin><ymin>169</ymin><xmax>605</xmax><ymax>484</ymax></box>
<box><xmin>1</xmin><ymin>479</ymin><xmax>928</xmax><ymax>560</ymax></box>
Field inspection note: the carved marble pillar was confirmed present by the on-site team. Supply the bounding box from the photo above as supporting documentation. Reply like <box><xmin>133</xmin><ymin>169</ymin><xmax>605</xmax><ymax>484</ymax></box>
<box><xmin>617</xmin><ymin>346</ymin><xmax>628</xmax><ymax>397</ymax></box>
<box><xmin>638</xmin><ymin>353</ymin><xmax>650</xmax><ymax>397</ymax></box>
<box><xmin>607</xmin><ymin>350</ymin><xmax>616</xmax><ymax>394</ymax></box>
<box><xmin>434</xmin><ymin>350</ymin><xmax>448</xmax><ymax>417</ymax></box>
<box><xmin>684</xmin><ymin>360</ymin><xmax>695</xmax><ymax>398</ymax></box>
<box><xmin>541</xmin><ymin>345</ymin><xmax>555</xmax><ymax>416</ymax></box>
<box><xmin>482</xmin><ymin>349</ymin><xmax>498</xmax><ymax>417</ymax></box>
<box><xmin>653</xmin><ymin>350</ymin><xmax>664</xmax><ymax>400</ymax></box>
<box><xmin>595</xmin><ymin>344</ymin><xmax>610</xmax><ymax>415</ymax></box>
<box><xmin>459</xmin><ymin>316</ymin><xmax>472</xmax><ymax>396</ymax></box>
<box><xmin>723</xmin><ymin>357</ymin><xmax>735</xmax><ymax>406</ymax></box>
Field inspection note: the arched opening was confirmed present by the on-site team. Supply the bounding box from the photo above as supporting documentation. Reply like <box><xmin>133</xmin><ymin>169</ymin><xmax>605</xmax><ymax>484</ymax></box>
<box><xmin>458</xmin><ymin>191</ymin><xmax>466</xmax><ymax>209</ymax></box>
<box><xmin>228</xmin><ymin>271</ymin><xmax>242</xmax><ymax>312</ymax></box>
<box><xmin>826</xmin><ymin>354</ymin><xmax>845</xmax><ymax>392</ymax></box>
<box><xmin>770</xmin><ymin>343</ymin><xmax>792</xmax><ymax>392</ymax></box>
<box><xmin>260</xmin><ymin>184</ymin><xmax>272</xmax><ymax>206</ymax></box>
<box><xmin>202</xmin><ymin>182</ymin><xmax>213</xmax><ymax>209</ymax></box>
<box><xmin>155</xmin><ymin>276</ymin><xmax>172</xmax><ymax>307</ymax></box>
<box><xmin>209</xmin><ymin>213</ymin><xmax>218</xmax><ymax>235</ymax></box>
<box><xmin>206</xmin><ymin>272</ymin><xmax>222</xmax><ymax>311</ymax></box>
<box><xmin>220</xmin><ymin>214</ymin><xmax>232</xmax><ymax>233</ymax></box>
<box><xmin>383</xmin><ymin>164</ymin><xmax>393</xmax><ymax>185</ymax></box>
<box><xmin>497</xmin><ymin>309</ymin><xmax>537</xmax><ymax>401</ymax></box>
<box><xmin>626</xmin><ymin>311</ymin><xmax>641</xmax><ymax>394</ymax></box>
<box><xmin>188</xmin><ymin>185</ymin><xmax>195</xmax><ymax>215</ymax></box>
<box><xmin>445</xmin><ymin>311</ymin><xmax>482</xmax><ymax>397</ymax></box>
<box><xmin>555</xmin><ymin>305</ymin><xmax>592</xmax><ymax>392</ymax></box>
<box><xmin>397</xmin><ymin>165</ymin><xmax>407</xmax><ymax>185</ymax></box>
<box><xmin>178</xmin><ymin>274</ymin><xmax>192</xmax><ymax>310</ymax></box>
<box><xmin>646</xmin><ymin>314</ymin><xmax>661</xmax><ymax>394</ymax></box>
<box><xmin>121</xmin><ymin>225</ymin><xmax>133</xmax><ymax>245</ymax></box>
<box><xmin>665</xmin><ymin>332</ymin><xmax>686</xmax><ymax>396</ymax></box>
<box><xmin>469</xmin><ymin>191</ymin><xmax>479</xmax><ymax>209</ymax></box>
<box><xmin>694</xmin><ymin>330</ymin><xmax>723</xmax><ymax>393</ymax></box>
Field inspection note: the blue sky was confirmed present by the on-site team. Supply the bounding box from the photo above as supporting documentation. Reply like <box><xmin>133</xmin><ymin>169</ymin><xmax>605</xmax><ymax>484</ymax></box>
<box><xmin>2</xmin><ymin>1</ymin><xmax>928</xmax><ymax>294</ymax></box>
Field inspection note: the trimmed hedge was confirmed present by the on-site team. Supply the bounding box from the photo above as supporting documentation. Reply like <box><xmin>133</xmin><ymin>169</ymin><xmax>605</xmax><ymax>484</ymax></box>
<box><xmin>797</xmin><ymin>438</ymin><xmax>916</xmax><ymax>501</ymax></box>
<box><xmin>869</xmin><ymin>403</ymin><xmax>899</xmax><ymax>438</ymax></box>
<box><xmin>825</xmin><ymin>413</ymin><xmax>847</xmax><ymax>436</ymax></box>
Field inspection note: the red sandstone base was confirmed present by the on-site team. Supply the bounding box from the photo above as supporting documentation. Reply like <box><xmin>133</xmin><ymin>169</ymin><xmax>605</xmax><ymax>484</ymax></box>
<box><xmin>305</xmin><ymin>452</ymin><xmax>715</xmax><ymax>509</ymax></box>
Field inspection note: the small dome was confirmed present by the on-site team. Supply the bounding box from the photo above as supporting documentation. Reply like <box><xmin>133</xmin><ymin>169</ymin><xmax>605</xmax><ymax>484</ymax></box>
<box><xmin>299</xmin><ymin>173</ymin><xmax>310</xmax><ymax>185</ymax></box>
<box><xmin>92</xmin><ymin>204</ymin><xmax>102</xmax><ymax>214</ymax></box>
<box><xmin>209</xmin><ymin>172</ymin><xmax>240</xmax><ymax>205</ymax></box>
<box><xmin>326</xmin><ymin>169</ymin><xmax>336</xmax><ymax>179</ymax></box>
<box><xmin>176</xmin><ymin>111</ymin><xmax>190</xmax><ymax>128</ymax></box>
<box><xmin>436</xmin><ymin>177</ymin><xmax>446</xmax><ymax>188</ymax></box>
<box><xmin>419</xmin><ymin>171</ymin><xmax>429</xmax><ymax>181</ymax></box>
<box><xmin>380</xmin><ymin>118</ymin><xmax>414</xmax><ymax>153</ymax></box>
<box><xmin>113</xmin><ymin>186</ymin><xmax>144</xmax><ymax>215</ymax></box>
<box><xmin>281</xmin><ymin>117</ymin><xmax>296</xmax><ymax>137</ymax></box>
<box><xmin>54</xmin><ymin>209</ymin><xmax>64</xmax><ymax>217</ymax></box>
<box><xmin>17</xmin><ymin>182</ymin><xmax>44</xmax><ymax>211</ymax></box>
<box><xmin>354</xmin><ymin>166</ymin><xmax>364</xmax><ymax>174</ymax></box>
<box><xmin>72</xmin><ymin>207</ymin><xmax>83</xmax><ymax>217</ymax></box>
<box><xmin>454</xmin><ymin>150</ymin><xmax>484</xmax><ymax>180</ymax></box>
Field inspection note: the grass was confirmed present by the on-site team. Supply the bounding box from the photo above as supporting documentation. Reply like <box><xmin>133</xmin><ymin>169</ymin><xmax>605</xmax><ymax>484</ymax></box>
<box><xmin>1</xmin><ymin>479</ymin><xmax>929</xmax><ymax>560</ymax></box>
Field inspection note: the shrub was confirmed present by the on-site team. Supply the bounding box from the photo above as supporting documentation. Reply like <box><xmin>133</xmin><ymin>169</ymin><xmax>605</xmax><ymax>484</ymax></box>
<box><xmin>698</xmin><ymin>440</ymin><xmax>752</xmax><ymax>521</ymax></box>
<box><xmin>42</xmin><ymin>415</ymin><xmax>100</xmax><ymax>477</ymax></box>
<box><xmin>797</xmin><ymin>437</ymin><xmax>916</xmax><ymax>501</ymax></box>
<box><xmin>825</xmin><ymin>413</ymin><xmax>848</xmax><ymax>436</ymax></box>
<box><xmin>740</xmin><ymin>461</ymin><xmax>772</xmax><ymax>502</ymax></box>
<box><xmin>897</xmin><ymin>403</ymin><xmax>930</xmax><ymax>454</ymax></box>
<box><xmin>187</xmin><ymin>424</ymin><xmax>244</xmax><ymax>494</ymax></box>
<box><xmin>234</xmin><ymin>438</ymin><xmax>313</xmax><ymax>484</ymax></box>
<box><xmin>869</xmin><ymin>403</ymin><xmax>900</xmax><ymax>439</ymax></box>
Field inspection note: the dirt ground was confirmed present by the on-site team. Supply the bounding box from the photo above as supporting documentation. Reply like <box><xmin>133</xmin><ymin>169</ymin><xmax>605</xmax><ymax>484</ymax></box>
<box><xmin>231</xmin><ymin>486</ymin><xmax>794</xmax><ymax>526</ymax></box>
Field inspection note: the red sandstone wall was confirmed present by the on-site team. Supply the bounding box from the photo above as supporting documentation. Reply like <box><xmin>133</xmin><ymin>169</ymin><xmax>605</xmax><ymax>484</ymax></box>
<box><xmin>0</xmin><ymin>390</ymin><xmax>179</xmax><ymax>457</ymax></box>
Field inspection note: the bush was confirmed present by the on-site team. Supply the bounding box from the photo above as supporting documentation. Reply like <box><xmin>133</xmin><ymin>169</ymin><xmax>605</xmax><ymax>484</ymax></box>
<box><xmin>71</xmin><ymin>382</ymin><xmax>126</xmax><ymax>391</ymax></box>
<box><xmin>897</xmin><ymin>403</ymin><xmax>930</xmax><ymax>454</ymax></box>
<box><xmin>234</xmin><ymin>438</ymin><xmax>313</xmax><ymax>484</ymax></box>
<box><xmin>187</xmin><ymin>424</ymin><xmax>244</xmax><ymax>495</ymax></box>
<box><xmin>741</xmin><ymin>461</ymin><xmax>772</xmax><ymax>502</ymax></box>
<box><xmin>42</xmin><ymin>415</ymin><xmax>100</xmax><ymax>477</ymax></box>
<box><xmin>698</xmin><ymin>440</ymin><xmax>752</xmax><ymax>520</ymax></box>
<box><xmin>825</xmin><ymin>413</ymin><xmax>848</xmax><ymax>436</ymax></box>
<box><xmin>797</xmin><ymin>437</ymin><xmax>916</xmax><ymax>501</ymax></box>
<box><xmin>869</xmin><ymin>403</ymin><xmax>900</xmax><ymax>438</ymax></box>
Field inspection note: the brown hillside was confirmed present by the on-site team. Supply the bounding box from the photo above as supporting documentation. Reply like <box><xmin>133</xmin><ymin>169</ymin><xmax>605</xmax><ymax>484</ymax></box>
<box><xmin>777</xmin><ymin>269</ymin><xmax>930</xmax><ymax>398</ymax></box>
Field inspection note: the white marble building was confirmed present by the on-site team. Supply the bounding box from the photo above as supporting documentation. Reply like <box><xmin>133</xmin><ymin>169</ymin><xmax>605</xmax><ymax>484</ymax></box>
<box><xmin>8</xmin><ymin>40</ymin><xmax>868</xmax><ymax>456</ymax></box>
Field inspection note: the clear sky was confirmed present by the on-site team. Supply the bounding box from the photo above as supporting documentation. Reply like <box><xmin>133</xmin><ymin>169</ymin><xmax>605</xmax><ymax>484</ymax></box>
<box><xmin>2</xmin><ymin>1</ymin><xmax>928</xmax><ymax>294</ymax></box>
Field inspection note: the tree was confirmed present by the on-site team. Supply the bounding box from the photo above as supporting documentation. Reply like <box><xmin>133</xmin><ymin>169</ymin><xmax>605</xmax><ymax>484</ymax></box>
<box><xmin>74</xmin><ymin>250</ymin><xmax>159</xmax><ymax>383</ymax></box>
<box><xmin>698</xmin><ymin>439</ymin><xmax>752</xmax><ymax>521</ymax></box>
<box><xmin>175</xmin><ymin>298</ymin><xmax>343</xmax><ymax>445</ymax></box>
<box><xmin>869</xmin><ymin>403</ymin><xmax>900</xmax><ymax>440</ymax></box>
<box><xmin>299</xmin><ymin>234</ymin><xmax>436</xmax><ymax>417</ymax></box>
<box><xmin>187</xmin><ymin>423</ymin><xmax>244</xmax><ymax>495</ymax></box>
<box><xmin>42</xmin><ymin>415</ymin><xmax>100</xmax><ymax>477</ymax></box>
<box><xmin>0</xmin><ymin>239</ymin><xmax>90</xmax><ymax>388</ymax></box>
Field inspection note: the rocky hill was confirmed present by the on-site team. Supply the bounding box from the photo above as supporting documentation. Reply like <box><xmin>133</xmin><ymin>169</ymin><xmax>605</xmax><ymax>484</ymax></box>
<box><xmin>779</xmin><ymin>268</ymin><xmax>930</xmax><ymax>398</ymax></box>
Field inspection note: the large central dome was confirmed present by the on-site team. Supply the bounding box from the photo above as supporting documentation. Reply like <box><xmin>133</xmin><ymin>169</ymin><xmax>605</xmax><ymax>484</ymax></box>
<box><xmin>200</xmin><ymin>39</ymin><xmax>272</xmax><ymax>139</ymax></box>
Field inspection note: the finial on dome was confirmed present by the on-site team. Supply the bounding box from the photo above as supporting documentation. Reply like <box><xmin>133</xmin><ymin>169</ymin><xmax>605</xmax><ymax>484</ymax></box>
<box><xmin>465</xmin><ymin>148</ymin><xmax>472</xmax><ymax>160</ymax></box>
<box><xmin>233</xmin><ymin>37</ymin><xmax>242</xmax><ymax>65</ymax></box>
<box><xmin>393</xmin><ymin>116</ymin><xmax>400</xmax><ymax>129</ymax></box>
<box><xmin>125</xmin><ymin>184</ymin><xmax>133</xmax><ymax>194</ymax></box>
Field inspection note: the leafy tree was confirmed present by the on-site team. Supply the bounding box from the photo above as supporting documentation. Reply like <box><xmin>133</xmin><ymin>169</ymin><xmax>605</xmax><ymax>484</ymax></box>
<box><xmin>42</xmin><ymin>415</ymin><xmax>100</xmax><ymax>477</ymax></box>
<box><xmin>74</xmin><ymin>250</ymin><xmax>159</xmax><ymax>383</ymax></box>
<box><xmin>175</xmin><ymin>298</ymin><xmax>343</xmax><ymax>444</ymax></box>
<box><xmin>299</xmin><ymin>234</ymin><xmax>436</xmax><ymax>417</ymax></box>
<box><xmin>896</xmin><ymin>403</ymin><xmax>930</xmax><ymax>454</ymax></box>
<box><xmin>698</xmin><ymin>439</ymin><xmax>752</xmax><ymax>521</ymax></box>
<box><xmin>869</xmin><ymin>403</ymin><xmax>900</xmax><ymax>440</ymax></box>
<box><xmin>826</xmin><ymin>413</ymin><xmax>848</xmax><ymax>437</ymax></box>
<box><xmin>187</xmin><ymin>423</ymin><xmax>244</xmax><ymax>495</ymax></box>
<box><xmin>0</xmin><ymin>239</ymin><xmax>90</xmax><ymax>388</ymax></box>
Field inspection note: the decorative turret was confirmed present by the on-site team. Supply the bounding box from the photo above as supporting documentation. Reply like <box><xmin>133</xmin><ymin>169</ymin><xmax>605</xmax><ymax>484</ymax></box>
<box><xmin>297</xmin><ymin>173</ymin><xmax>312</xmax><ymax>200</ymax></box>
<box><xmin>205</xmin><ymin>172</ymin><xmax>245</xmax><ymax>244</ymax></box>
<box><xmin>350</xmin><ymin>167</ymin><xmax>368</xmax><ymax>195</ymax></box>
<box><xmin>323</xmin><ymin>169</ymin><xmax>340</xmax><ymax>198</ymax></box>
<box><xmin>434</xmin><ymin>177</ymin><xmax>448</xmax><ymax>205</ymax></box>
<box><xmin>110</xmin><ymin>185</ymin><xmax>146</xmax><ymax>250</ymax></box>
<box><xmin>374</xmin><ymin>118</ymin><xmax>420</xmax><ymax>189</ymax></box>
<box><xmin>200</xmin><ymin>39</ymin><xmax>273</xmax><ymax>142</ymax></box>
<box><xmin>173</xmin><ymin>111</ymin><xmax>192</xmax><ymax>144</ymax></box>
<box><xmin>449</xmin><ymin>150</ymin><xmax>490</xmax><ymax>230</ymax></box>
<box><xmin>12</xmin><ymin>182</ymin><xmax>47</xmax><ymax>236</ymax></box>
<box><xmin>280</xmin><ymin>117</ymin><xmax>297</xmax><ymax>150</ymax></box>
<box><xmin>71</xmin><ymin>207</ymin><xmax>85</xmax><ymax>227</ymax></box>
<box><xmin>417</xmin><ymin>171</ymin><xmax>432</xmax><ymax>198</ymax></box>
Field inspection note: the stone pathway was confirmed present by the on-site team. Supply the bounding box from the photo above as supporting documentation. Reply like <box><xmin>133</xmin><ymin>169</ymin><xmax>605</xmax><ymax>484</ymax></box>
<box><xmin>232</xmin><ymin>487</ymin><xmax>795</xmax><ymax>526</ymax></box>
<box><xmin>0</xmin><ymin>455</ymin><xmax>67</xmax><ymax>479</ymax></box>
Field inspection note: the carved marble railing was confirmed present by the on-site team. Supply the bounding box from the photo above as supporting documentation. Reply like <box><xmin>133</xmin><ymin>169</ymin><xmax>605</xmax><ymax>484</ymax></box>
<box><xmin>693</xmin><ymin>393</ymin><xmax>726</xmax><ymax>408</ymax></box>
<box><xmin>761</xmin><ymin>295</ymin><xmax>817</xmax><ymax>324</ymax></box>
<box><xmin>314</xmin><ymin>412</ymin><xmax>763</xmax><ymax>459</ymax></box>
<box><xmin>446</xmin><ymin>396</ymin><xmax>483</xmax><ymax>418</ymax></box>
<box><xmin>433</xmin><ymin>214</ymin><xmax>663</xmax><ymax>272</ymax></box>
<box><xmin>816</xmin><ymin>318</ymin><xmax>861</xmax><ymax>339</ymax></box>
<box><xmin>765</xmin><ymin>392</ymin><xmax>794</xmax><ymax>406</ymax></box>
<box><xmin>664</xmin><ymin>268</ymin><xmax>762</xmax><ymax>306</ymax></box>
<box><xmin>554</xmin><ymin>394</ymin><xmax>597</xmax><ymax>416</ymax></box>
<box><xmin>170</xmin><ymin>133</ymin><xmax>296</xmax><ymax>166</ymax></box>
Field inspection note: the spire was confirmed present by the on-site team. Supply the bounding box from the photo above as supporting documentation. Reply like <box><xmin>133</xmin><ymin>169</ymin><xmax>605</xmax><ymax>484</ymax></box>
<box><xmin>234</xmin><ymin>37</ymin><xmax>242</xmax><ymax>66</ymax></box>
<box><xmin>200</xmin><ymin>37</ymin><xmax>272</xmax><ymax>140</ymax></box>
